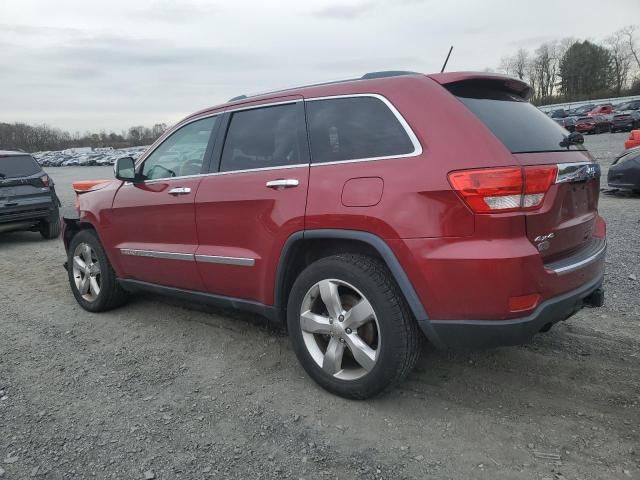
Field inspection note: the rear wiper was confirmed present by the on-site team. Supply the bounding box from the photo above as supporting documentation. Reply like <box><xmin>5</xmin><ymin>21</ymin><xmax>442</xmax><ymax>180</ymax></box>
<box><xmin>559</xmin><ymin>132</ymin><xmax>584</xmax><ymax>149</ymax></box>
<box><xmin>0</xmin><ymin>172</ymin><xmax>6</xmax><ymax>178</ymax></box>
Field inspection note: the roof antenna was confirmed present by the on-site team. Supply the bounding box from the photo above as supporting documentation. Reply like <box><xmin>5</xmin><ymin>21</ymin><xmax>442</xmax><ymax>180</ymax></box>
<box><xmin>440</xmin><ymin>46</ymin><xmax>453</xmax><ymax>73</ymax></box>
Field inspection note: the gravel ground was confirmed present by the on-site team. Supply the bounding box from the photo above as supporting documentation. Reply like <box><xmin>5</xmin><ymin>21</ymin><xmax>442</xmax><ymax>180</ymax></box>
<box><xmin>1</xmin><ymin>132</ymin><xmax>638</xmax><ymax>480</ymax></box>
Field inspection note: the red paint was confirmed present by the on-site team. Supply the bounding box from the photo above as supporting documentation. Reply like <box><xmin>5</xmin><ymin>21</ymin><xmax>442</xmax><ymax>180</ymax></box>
<box><xmin>70</xmin><ymin>71</ymin><xmax>606</xmax><ymax>325</ymax></box>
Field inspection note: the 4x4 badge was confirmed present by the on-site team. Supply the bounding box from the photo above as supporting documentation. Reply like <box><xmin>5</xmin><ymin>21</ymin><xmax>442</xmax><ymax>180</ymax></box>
<box><xmin>534</xmin><ymin>232</ymin><xmax>555</xmax><ymax>242</ymax></box>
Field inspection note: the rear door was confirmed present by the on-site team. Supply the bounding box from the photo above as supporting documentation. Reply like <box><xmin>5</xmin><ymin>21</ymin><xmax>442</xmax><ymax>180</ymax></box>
<box><xmin>447</xmin><ymin>81</ymin><xmax>601</xmax><ymax>261</ymax></box>
<box><xmin>194</xmin><ymin>97</ymin><xmax>309</xmax><ymax>304</ymax></box>
<box><xmin>110</xmin><ymin>115</ymin><xmax>220</xmax><ymax>290</ymax></box>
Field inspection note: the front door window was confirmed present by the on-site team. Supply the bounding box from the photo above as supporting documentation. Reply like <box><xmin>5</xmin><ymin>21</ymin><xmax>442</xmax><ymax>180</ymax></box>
<box><xmin>141</xmin><ymin>116</ymin><xmax>218</xmax><ymax>180</ymax></box>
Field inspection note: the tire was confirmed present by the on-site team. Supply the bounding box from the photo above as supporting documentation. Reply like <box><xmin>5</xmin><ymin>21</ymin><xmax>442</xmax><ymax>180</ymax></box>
<box><xmin>67</xmin><ymin>229</ymin><xmax>128</xmax><ymax>312</ymax></box>
<box><xmin>287</xmin><ymin>254</ymin><xmax>421</xmax><ymax>399</ymax></box>
<box><xmin>39</xmin><ymin>209</ymin><xmax>61</xmax><ymax>239</ymax></box>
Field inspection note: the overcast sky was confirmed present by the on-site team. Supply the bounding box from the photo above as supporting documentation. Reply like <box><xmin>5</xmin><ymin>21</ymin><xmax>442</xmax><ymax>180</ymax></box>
<box><xmin>1</xmin><ymin>0</ymin><xmax>638</xmax><ymax>132</ymax></box>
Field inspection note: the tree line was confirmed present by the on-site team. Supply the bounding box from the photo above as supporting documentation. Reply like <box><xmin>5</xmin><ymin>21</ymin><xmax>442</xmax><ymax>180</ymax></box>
<box><xmin>498</xmin><ymin>25</ymin><xmax>640</xmax><ymax>105</ymax></box>
<box><xmin>0</xmin><ymin>122</ymin><xmax>168</xmax><ymax>153</ymax></box>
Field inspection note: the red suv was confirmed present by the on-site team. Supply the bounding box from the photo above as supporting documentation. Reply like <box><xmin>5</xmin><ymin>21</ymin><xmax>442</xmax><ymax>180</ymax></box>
<box><xmin>62</xmin><ymin>72</ymin><xmax>606</xmax><ymax>398</ymax></box>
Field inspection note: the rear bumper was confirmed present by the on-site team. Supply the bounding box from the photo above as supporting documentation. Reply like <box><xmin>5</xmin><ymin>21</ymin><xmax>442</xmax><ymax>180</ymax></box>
<box><xmin>0</xmin><ymin>202</ymin><xmax>57</xmax><ymax>225</ymax></box>
<box><xmin>425</xmin><ymin>274</ymin><xmax>604</xmax><ymax>350</ymax></box>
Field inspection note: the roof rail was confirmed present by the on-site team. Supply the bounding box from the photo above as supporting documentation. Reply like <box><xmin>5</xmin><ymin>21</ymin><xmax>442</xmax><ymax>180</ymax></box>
<box><xmin>226</xmin><ymin>71</ymin><xmax>420</xmax><ymax>104</ymax></box>
<box><xmin>361</xmin><ymin>70</ymin><xmax>419</xmax><ymax>79</ymax></box>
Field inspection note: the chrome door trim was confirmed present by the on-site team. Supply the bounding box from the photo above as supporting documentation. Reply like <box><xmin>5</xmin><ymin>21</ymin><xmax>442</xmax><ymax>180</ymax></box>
<box><xmin>133</xmin><ymin>93</ymin><xmax>423</xmax><ymax>176</ymax></box>
<box><xmin>120</xmin><ymin>249</ymin><xmax>194</xmax><ymax>261</ymax></box>
<box><xmin>134</xmin><ymin>100</ymin><xmax>302</xmax><ymax>170</ymax></box>
<box><xmin>225</xmin><ymin>98</ymin><xmax>302</xmax><ymax>114</ymax></box>
<box><xmin>126</xmin><ymin>163</ymin><xmax>309</xmax><ymax>186</ymax></box>
<box><xmin>194</xmin><ymin>254</ymin><xmax>255</xmax><ymax>266</ymax></box>
<box><xmin>555</xmin><ymin>162</ymin><xmax>601</xmax><ymax>184</ymax></box>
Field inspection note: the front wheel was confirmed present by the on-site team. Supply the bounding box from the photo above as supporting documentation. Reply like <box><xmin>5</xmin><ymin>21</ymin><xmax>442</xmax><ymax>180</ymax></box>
<box><xmin>287</xmin><ymin>254</ymin><xmax>420</xmax><ymax>399</ymax></box>
<box><xmin>68</xmin><ymin>229</ymin><xmax>128</xmax><ymax>312</ymax></box>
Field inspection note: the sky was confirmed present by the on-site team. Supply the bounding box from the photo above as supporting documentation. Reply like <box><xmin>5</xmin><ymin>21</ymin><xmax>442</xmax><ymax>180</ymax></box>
<box><xmin>1</xmin><ymin>0</ymin><xmax>639</xmax><ymax>132</ymax></box>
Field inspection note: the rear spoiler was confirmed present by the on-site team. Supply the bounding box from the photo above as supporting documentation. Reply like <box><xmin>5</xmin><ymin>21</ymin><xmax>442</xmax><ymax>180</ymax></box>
<box><xmin>428</xmin><ymin>72</ymin><xmax>532</xmax><ymax>100</ymax></box>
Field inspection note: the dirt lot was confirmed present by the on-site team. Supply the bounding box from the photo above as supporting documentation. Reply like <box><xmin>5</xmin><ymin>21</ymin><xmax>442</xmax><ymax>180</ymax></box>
<box><xmin>1</xmin><ymin>132</ymin><xmax>638</xmax><ymax>480</ymax></box>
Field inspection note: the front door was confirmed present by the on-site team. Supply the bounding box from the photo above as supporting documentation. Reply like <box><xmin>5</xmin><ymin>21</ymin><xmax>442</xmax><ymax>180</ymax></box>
<box><xmin>194</xmin><ymin>98</ymin><xmax>309</xmax><ymax>304</ymax></box>
<box><xmin>110</xmin><ymin>115</ymin><xmax>220</xmax><ymax>290</ymax></box>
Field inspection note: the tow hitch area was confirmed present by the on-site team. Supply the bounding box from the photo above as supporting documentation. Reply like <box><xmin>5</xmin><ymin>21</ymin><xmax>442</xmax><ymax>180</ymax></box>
<box><xmin>584</xmin><ymin>288</ymin><xmax>605</xmax><ymax>308</ymax></box>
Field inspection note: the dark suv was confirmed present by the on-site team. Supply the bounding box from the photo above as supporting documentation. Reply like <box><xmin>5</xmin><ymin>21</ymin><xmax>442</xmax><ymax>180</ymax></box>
<box><xmin>0</xmin><ymin>150</ymin><xmax>61</xmax><ymax>238</ymax></box>
<box><xmin>62</xmin><ymin>72</ymin><xmax>606</xmax><ymax>398</ymax></box>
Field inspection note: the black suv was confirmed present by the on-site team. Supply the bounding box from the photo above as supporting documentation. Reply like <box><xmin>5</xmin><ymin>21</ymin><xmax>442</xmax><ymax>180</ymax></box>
<box><xmin>0</xmin><ymin>150</ymin><xmax>61</xmax><ymax>238</ymax></box>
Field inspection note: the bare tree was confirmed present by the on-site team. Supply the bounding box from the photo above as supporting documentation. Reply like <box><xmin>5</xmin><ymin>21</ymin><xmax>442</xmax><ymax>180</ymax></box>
<box><xmin>499</xmin><ymin>48</ymin><xmax>529</xmax><ymax>80</ymax></box>
<box><xmin>606</xmin><ymin>29</ymin><xmax>633</xmax><ymax>94</ymax></box>
<box><xmin>533</xmin><ymin>42</ymin><xmax>559</xmax><ymax>100</ymax></box>
<box><xmin>621</xmin><ymin>25</ymin><xmax>640</xmax><ymax>71</ymax></box>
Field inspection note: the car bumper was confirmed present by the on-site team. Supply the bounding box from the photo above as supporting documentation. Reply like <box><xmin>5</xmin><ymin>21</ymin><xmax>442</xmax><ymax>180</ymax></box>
<box><xmin>424</xmin><ymin>274</ymin><xmax>604</xmax><ymax>349</ymax></box>
<box><xmin>0</xmin><ymin>203</ymin><xmax>57</xmax><ymax>225</ymax></box>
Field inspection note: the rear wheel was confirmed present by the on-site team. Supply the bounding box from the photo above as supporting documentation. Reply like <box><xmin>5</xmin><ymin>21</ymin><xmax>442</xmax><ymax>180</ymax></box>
<box><xmin>287</xmin><ymin>254</ymin><xmax>420</xmax><ymax>399</ymax></box>
<box><xmin>68</xmin><ymin>229</ymin><xmax>127</xmax><ymax>312</ymax></box>
<box><xmin>39</xmin><ymin>209</ymin><xmax>61</xmax><ymax>239</ymax></box>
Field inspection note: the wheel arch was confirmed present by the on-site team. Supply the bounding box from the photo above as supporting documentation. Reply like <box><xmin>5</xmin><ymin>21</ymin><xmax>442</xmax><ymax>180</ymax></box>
<box><xmin>62</xmin><ymin>216</ymin><xmax>96</xmax><ymax>252</ymax></box>
<box><xmin>274</xmin><ymin>229</ymin><xmax>443</xmax><ymax>348</ymax></box>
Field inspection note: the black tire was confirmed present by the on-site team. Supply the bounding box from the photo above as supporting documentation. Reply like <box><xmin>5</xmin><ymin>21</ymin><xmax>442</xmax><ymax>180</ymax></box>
<box><xmin>287</xmin><ymin>254</ymin><xmax>421</xmax><ymax>399</ymax></box>
<box><xmin>39</xmin><ymin>209</ymin><xmax>61</xmax><ymax>239</ymax></box>
<box><xmin>67</xmin><ymin>229</ymin><xmax>128</xmax><ymax>312</ymax></box>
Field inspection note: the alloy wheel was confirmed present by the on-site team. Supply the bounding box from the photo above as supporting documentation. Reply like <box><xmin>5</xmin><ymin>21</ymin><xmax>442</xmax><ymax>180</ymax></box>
<box><xmin>72</xmin><ymin>242</ymin><xmax>101</xmax><ymax>302</ymax></box>
<box><xmin>299</xmin><ymin>279</ymin><xmax>380</xmax><ymax>380</ymax></box>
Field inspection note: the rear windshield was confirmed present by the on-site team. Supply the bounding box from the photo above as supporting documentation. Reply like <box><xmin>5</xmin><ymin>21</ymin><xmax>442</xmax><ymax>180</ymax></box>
<box><xmin>0</xmin><ymin>155</ymin><xmax>42</xmax><ymax>178</ymax></box>
<box><xmin>447</xmin><ymin>83</ymin><xmax>584</xmax><ymax>153</ymax></box>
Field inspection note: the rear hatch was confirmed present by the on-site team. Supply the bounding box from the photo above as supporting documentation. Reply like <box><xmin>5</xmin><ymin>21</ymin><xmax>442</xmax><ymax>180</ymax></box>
<box><xmin>442</xmin><ymin>78</ymin><xmax>600</xmax><ymax>262</ymax></box>
<box><xmin>0</xmin><ymin>154</ymin><xmax>52</xmax><ymax>210</ymax></box>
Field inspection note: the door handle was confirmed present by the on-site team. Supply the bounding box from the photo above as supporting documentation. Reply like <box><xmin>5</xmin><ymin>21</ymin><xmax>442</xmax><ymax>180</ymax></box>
<box><xmin>265</xmin><ymin>179</ymin><xmax>299</xmax><ymax>189</ymax></box>
<box><xmin>168</xmin><ymin>187</ymin><xmax>191</xmax><ymax>195</ymax></box>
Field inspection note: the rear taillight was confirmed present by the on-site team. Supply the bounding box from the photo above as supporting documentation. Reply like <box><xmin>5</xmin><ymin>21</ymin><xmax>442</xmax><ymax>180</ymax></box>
<box><xmin>40</xmin><ymin>174</ymin><xmax>50</xmax><ymax>187</ymax></box>
<box><xmin>448</xmin><ymin>165</ymin><xmax>557</xmax><ymax>213</ymax></box>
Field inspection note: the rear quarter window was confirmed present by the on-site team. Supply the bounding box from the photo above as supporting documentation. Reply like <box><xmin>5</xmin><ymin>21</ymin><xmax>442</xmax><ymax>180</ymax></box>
<box><xmin>446</xmin><ymin>83</ymin><xmax>584</xmax><ymax>153</ymax></box>
<box><xmin>306</xmin><ymin>96</ymin><xmax>416</xmax><ymax>164</ymax></box>
<box><xmin>0</xmin><ymin>155</ymin><xmax>42</xmax><ymax>178</ymax></box>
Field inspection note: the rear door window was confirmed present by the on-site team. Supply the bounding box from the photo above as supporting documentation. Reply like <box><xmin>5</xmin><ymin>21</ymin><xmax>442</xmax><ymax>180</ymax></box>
<box><xmin>447</xmin><ymin>82</ymin><xmax>584</xmax><ymax>153</ymax></box>
<box><xmin>0</xmin><ymin>155</ymin><xmax>42</xmax><ymax>178</ymax></box>
<box><xmin>219</xmin><ymin>103</ymin><xmax>306</xmax><ymax>172</ymax></box>
<box><xmin>306</xmin><ymin>96</ymin><xmax>416</xmax><ymax>164</ymax></box>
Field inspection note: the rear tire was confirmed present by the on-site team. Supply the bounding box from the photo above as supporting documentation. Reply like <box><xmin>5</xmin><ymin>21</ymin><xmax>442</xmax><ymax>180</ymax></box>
<box><xmin>287</xmin><ymin>254</ymin><xmax>420</xmax><ymax>399</ymax></box>
<box><xmin>39</xmin><ymin>210</ymin><xmax>61</xmax><ymax>239</ymax></box>
<box><xmin>68</xmin><ymin>229</ymin><xmax>128</xmax><ymax>312</ymax></box>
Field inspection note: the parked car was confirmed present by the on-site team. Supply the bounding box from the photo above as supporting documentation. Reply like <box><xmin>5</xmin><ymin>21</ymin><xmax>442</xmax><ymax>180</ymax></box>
<box><xmin>575</xmin><ymin>115</ymin><xmax>609</xmax><ymax>134</ymax></box>
<box><xmin>571</xmin><ymin>104</ymin><xmax>596</xmax><ymax>116</ymax></box>
<box><xmin>607</xmin><ymin>147</ymin><xmax>640</xmax><ymax>192</ymax></box>
<box><xmin>587</xmin><ymin>104</ymin><xmax>615</xmax><ymax>117</ymax></box>
<box><xmin>61</xmin><ymin>71</ymin><xmax>606</xmax><ymax>398</ymax></box>
<box><xmin>0</xmin><ymin>150</ymin><xmax>61</xmax><ymax>238</ymax></box>
<box><xmin>610</xmin><ymin>111</ymin><xmax>640</xmax><ymax>133</ymax></box>
<box><xmin>550</xmin><ymin>108</ymin><xmax>569</xmax><ymax>118</ymax></box>
<box><xmin>615</xmin><ymin>100</ymin><xmax>640</xmax><ymax>112</ymax></box>
<box><xmin>553</xmin><ymin>116</ymin><xmax>576</xmax><ymax>132</ymax></box>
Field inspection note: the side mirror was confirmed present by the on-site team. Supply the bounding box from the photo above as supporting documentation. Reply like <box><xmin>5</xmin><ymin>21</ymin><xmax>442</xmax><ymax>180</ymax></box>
<box><xmin>114</xmin><ymin>156</ymin><xmax>138</xmax><ymax>182</ymax></box>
